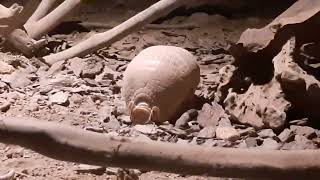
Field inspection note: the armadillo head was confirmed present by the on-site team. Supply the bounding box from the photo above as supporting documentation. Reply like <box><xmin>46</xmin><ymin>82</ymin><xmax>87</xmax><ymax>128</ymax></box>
<box><xmin>129</xmin><ymin>101</ymin><xmax>160</xmax><ymax>124</ymax></box>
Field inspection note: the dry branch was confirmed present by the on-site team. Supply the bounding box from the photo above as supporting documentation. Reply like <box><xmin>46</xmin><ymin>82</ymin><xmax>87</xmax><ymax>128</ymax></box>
<box><xmin>43</xmin><ymin>0</ymin><xmax>186</xmax><ymax>65</ymax></box>
<box><xmin>24</xmin><ymin>0</ymin><xmax>81</xmax><ymax>39</ymax></box>
<box><xmin>0</xmin><ymin>116</ymin><xmax>320</xmax><ymax>179</ymax></box>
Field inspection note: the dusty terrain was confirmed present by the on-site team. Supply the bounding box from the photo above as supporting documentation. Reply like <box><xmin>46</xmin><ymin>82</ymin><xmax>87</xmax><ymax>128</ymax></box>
<box><xmin>1</xmin><ymin>1</ymin><xmax>319</xmax><ymax>179</ymax></box>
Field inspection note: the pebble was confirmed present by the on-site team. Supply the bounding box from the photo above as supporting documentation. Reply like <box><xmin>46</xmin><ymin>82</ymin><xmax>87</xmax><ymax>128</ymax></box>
<box><xmin>245</xmin><ymin>137</ymin><xmax>257</xmax><ymax>148</ymax></box>
<box><xmin>258</xmin><ymin>129</ymin><xmax>276</xmax><ymax>139</ymax></box>
<box><xmin>133</xmin><ymin>124</ymin><xmax>158</xmax><ymax>135</ymax></box>
<box><xmin>259</xmin><ymin>138</ymin><xmax>281</xmax><ymax>150</ymax></box>
<box><xmin>197</xmin><ymin>127</ymin><xmax>216</xmax><ymax>138</ymax></box>
<box><xmin>278</xmin><ymin>128</ymin><xmax>294</xmax><ymax>142</ymax></box>
<box><xmin>216</xmin><ymin>126</ymin><xmax>240</xmax><ymax>141</ymax></box>
<box><xmin>76</xmin><ymin>164</ymin><xmax>106</xmax><ymax>175</ymax></box>
<box><xmin>49</xmin><ymin>91</ymin><xmax>69</xmax><ymax>105</ymax></box>
<box><xmin>0</xmin><ymin>99</ymin><xmax>11</xmax><ymax>112</ymax></box>
<box><xmin>104</xmin><ymin>117</ymin><xmax>121</xmax><ymax>130</ymax></box>
<box><xmin>197</xmin><ymin>103</ymin><xmax>221</xmax><ymax>128</ymax></box>
<box><xmin>282</xmin><ymin>135</ymin><xmax>317</xmax><ymax>150</ymax></box>
<box><xmin>175</xmin><ymin>109</ymin><xmax>198</xmax><ymax>129</ymax></box>
<box><xmin>290</xmin><ymin>125</ymin><xmax>317</xmax><ymax>139</ymax></box>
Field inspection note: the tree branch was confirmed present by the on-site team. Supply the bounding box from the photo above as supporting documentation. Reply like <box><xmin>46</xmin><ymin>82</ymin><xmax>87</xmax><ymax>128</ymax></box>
<box><xmin>43</xmin><ymin>0</ymin><xmax>186</xmax><ymax>65</ymax></box>
<box><xmin>0</xmin><ymin>116</ymin><xmax>320</xmax><ymax>179</ymax></box>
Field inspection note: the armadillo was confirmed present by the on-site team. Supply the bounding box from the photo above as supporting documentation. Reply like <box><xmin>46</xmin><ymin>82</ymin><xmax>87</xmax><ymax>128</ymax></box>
<box><xmin>122</xmin><ymin>45</ymin><xmax>200</xmax><ymax>124</ymax></box>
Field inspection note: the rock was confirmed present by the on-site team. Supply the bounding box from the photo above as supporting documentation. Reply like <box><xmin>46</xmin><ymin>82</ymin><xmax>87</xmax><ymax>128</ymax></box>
<box><xmin>0</xmin><ymin>61</ymin><xmax>14</xmax><ymax>74</ymax></box>
<box><xmin>6</xmin><ymin>147</ymin><xmax>24</xmax><ymax>158</ymax></box>
<box><xmin>223</xmin><ymin>78</ymin><xmax>289</xmax><ymax>130</ymax></box>
<box><xmin>159</xmin><ymin>125</ymin><xmax>187</xmax><ymax>138</ymax></box>
<box><xmin>239</xmin><ymin>127</ymin><xmax>257</xmax><ymax>137</ymax></box>
<box><xmin>197</xmin><ymin>127</ymin><xmax>215</xmax><ymax>138</ymax></box>
<box><xmin>289</xmin><ymin>118</ymin><xmax>308</xmax><ymax>126</ymax></box>
<box><xmin>259</xmin><ymin>138</ymin><xmax>281</xmax><ymax>150</ymax></box>
<box><xmin>245</xmin><ymin>137</ymin><xmax>257</xmax><ymax>148</ymax></box>
<box><xmin>0</xmin><ymin>99</ymin><xmax>11</xmax><ymax>112</ymax></box>
<box><xmin>117</xmin><ymin>115</ymin><xmax>131</xmax><ymax>125</ymax></box>
<box><xmin>176</xmin><ymin>138</ymin><xmax>189</xmax><ymax>145</ymax></box>
<box><xmin>69</xmin><ymin>57</ymin><xmax>104</xmax><ymax>79</ymax></box>
<box><xmin>186</xmin><ymin>121</ymin><xmax>201</xmax><ymax>133</ymax></box>
<box><xmin>85</xmin><ymin>126</ymin><xmax>104</xmax><ymax>133</ymax></box>
<box><xmin>0</xmin><ymin>69</ymin><xmax>32</xmax><ymax>88</ymax></box>
<box><xmin>312</xmin><ymin>138</ymin><xmax>320</xmax><ymax>147</ymax></box>
<box><xmin>69</xmin><ymin>57</ymin><xmax>86</xmax><ymax>77</ymax></box>
<box><xmin>49</xmin><ymin>91</ymin><xmax>69</xmax><ymax>105</ymax></box>
<box><xmin>282</xmin><ymin>135</ymin><xmax>317</xmax><ymax>150</ymax></box>
<box><xmin>216</xmin><ymin>126</ymin><xmax>240</xmax><ymax>141</ymax></box>
<box><xmin>258</xmin><ymin>129</ymin><xmax>276</xmax><ymax>139</ymax></box>
<box><xmin>290</xmin><ymin>125</ymin><xmax>317</xmax><ymax>139</ymax></box>
<box><xmin>278</xmin><ymin>128</ymin><xmax>294</xmax><ymax>143</ymax></box>
<box><xmin>218</xmin><ymin>117</ymin><xmax>232</xmax><ymax>127</ymax></box>
<box><xmin>133</xmin><ymin>124</ymin><xmax>158</xmax><ymax>135</ymax></box>
<box><xmin>76</xmin><ymin>164</ymin><xmax>106</xmax><ymax>175</ymax></box>
<box><xmin>0</xmin><ymin>81</ymin><xmax>9</xmax><ymax>93</ymax></box>
<box><xmin>197</xmin><ymin>102</ymin><xmax>228</xmax><ymax>128</ymax></box>
<box><xmin>175</xmin><ymin>109</ymin><xmax>198</xmax><ymax>129</ymax></box>
<box><xmin>104</xmin><ymin>117</ymin><xmax>121</xmax><ymax>130</ymax></box>
<box><xmin>95</xmin><ymin>66</ymin><xmax>121</xmax><ymax>84</ymax></box>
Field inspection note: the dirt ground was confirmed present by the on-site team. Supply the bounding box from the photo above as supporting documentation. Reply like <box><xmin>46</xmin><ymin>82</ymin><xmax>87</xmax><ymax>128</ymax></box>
<box><xmin>1</xmin><ymin>1</ymin><xmax>319</xmax><ymax>180</ymax></box>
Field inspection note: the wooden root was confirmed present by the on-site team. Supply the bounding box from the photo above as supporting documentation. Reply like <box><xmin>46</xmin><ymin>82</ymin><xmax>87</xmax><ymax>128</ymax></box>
<box><xmin>0</xmin><ymin>116</ymin><xmax>320</xmax><ymax>179</ymax></box>
<box><xmin>43</xmin><ymin>0</ymin><xmax>186</xmax><ymax>65</ymax></box>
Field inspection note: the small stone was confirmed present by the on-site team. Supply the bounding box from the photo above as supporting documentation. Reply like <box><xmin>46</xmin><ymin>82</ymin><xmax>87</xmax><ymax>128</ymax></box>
<box><xmin>312</xmin><ymin>138</ymin><xmax>320</xmax><ymax>147</ymax></box>
<box><xmin>0</xmin><ymin>70</ymin><xmax>32</xmax><ymax>88</ymax></box>
<box><xmin>290</xmin><ymin>125</ymin><xmax>317</xmax><ymax>139</ymax></box>
<box><xmin>258</xmin><ymin>129</ymin><xmax>276</xmax><ymax>139</ymax></box>
<box><xmin>218</xmin><ymin>117</ymin><xmax>232</xmax><ymax>127</ymax></box>
<box><xmin>104</xmin><ymin>118</ymin><xmax>121</xmax><ymax>130</ymax></box>
<box><xmin>49</xmin><ymin>91</ymin><xmax>69</xmax><ymax>105</ymax></box>
<box><xmin>245</xmin><ymin>137</ymin><xmax>257</xmax><ymax>148</ymax></box>
<box><xmin>159</xmin><ymin>125</ymin><xmax>187</xmax><ymax>138</ymax></box>
<box><xmin>289</xmin><ymin>118</ymin><xmax>308</xmax><ymax>126</ymax></box>
<box><xmin>239</xmin><ymin>127</ymin><xmax>257</xmax><ymax>137</ymax></box>
<box><xmin>278</xmin><ymin>128</ymin><xmax>294</xmax><ymax>142</ymax></box>
<box><xmin>117</xmin><ymin>115</ymin><xmax>131</xmax><ymax>125</ymax></box>
<box><xmin>197</xmin><ymin>103</ymin><xmax>228</xmax><ymax>128</ymax></box>
<box><xmin>259</xmin><ymin>138</ymin><xmax>281</xmax><ymax>150</ymax></box>
<box><xmin>69</xmin><ymin>57</ymin><xmax>104</xmax><ymax>79</ymax></box>
<box><xmin>6</xmin><ymin>148</ymin><xmax>24</xmax><ymax>158</ymax></box>
<box><xmin>133</xmin><ymin>124</ymin><xmax>158</xmax><ymax>135</ymax></box>
<box><xmin>282</xmin><ymin>135</ymin><xmax>317</xmax><ymax>150</ymax></box>
<box><xmin>0</xmin><ymin>99</ymin><xmax>11</xmax><ymax>112</ymax></box>
<box><xmin>0</xmin><ymin>61</ymin><xmax>14</xmax><ymax>74</ymax></box>
<box><xmin>186</xmin><ymin>121</ymin><xmax>201</xmax><ymax>133</ymax></box>
<box><xmin>175</xmin><ymin>109</ymin><xmax>198</xmax><ymax>129</ymax></box>
<box><xmin>176</xmin><ymin>138</ymin><xmax>189</xmax><ymax>145</ymax></box>
<box><xmin>76</xmin><ymin>164</ymin><xmax>106</xmax><ymax>175</ymax></box>
<box><xmin>197</xmin><ymin>127</ymin><xmax>216</xmax><ymax>138</ymax></box>
<box><xmin>85</xmin><ymin>126</ymin><xmax>104</xmax><ymax>133</ymax></box>
<box><xmin>0</xmin><ymin>81</ymin><xmax>9</xmax><ymax>93</ymax></box>
<box><xmin>216</xmin><ymin>126</ymin><xmax>240</xmax><ymax>141</ymax></box>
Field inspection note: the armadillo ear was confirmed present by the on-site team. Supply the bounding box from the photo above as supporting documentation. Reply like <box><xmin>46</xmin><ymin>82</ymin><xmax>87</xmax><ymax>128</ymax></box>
<box><xmin>128</xmin><ymin>101</ymin><xmax>134</xmax><ymax>115</ymax></box>
<box><xmin>150</xmin><ymin>106</ymin><xmax>160</xmax><ymax>123</ymax></box>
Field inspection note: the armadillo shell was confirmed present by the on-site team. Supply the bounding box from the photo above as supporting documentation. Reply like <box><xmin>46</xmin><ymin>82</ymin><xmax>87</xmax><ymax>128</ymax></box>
<box><xmin>122</xmin><ymin>45</ymin><xmax>200</xmax><ymax>124</ymax></box>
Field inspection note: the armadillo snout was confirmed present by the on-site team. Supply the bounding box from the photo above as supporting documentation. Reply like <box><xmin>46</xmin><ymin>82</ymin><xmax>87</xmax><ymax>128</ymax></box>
<box><xmin>130</xmin><ymin>103</ymin><xmax>152</xmax><ymax>124</ymax></box>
